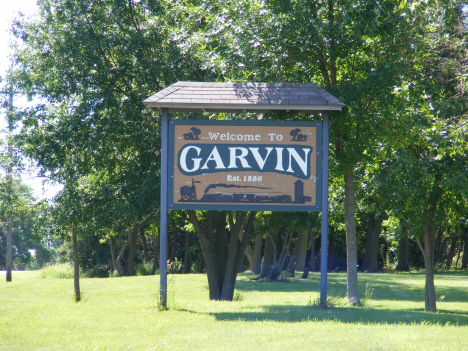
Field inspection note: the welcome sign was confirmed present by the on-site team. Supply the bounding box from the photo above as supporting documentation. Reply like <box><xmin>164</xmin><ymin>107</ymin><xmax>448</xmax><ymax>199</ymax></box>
<box><xmin>168</xmin><ymin>120</ymin><xmax>322</xmax><ymax>211</ymax></box>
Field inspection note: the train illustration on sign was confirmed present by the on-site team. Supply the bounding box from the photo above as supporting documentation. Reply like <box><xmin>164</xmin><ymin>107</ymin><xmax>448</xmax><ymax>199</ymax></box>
<box><xmin>179</xmin><ymin>179</ymin><xmax>312</xmax><ymax>204</ymax></box>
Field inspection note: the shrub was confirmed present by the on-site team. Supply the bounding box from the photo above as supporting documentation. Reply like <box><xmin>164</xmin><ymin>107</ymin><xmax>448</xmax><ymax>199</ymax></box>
<box><xmin>167</xmin><ymin>258</ymin><xmax>183</xmax><ymax>274</ymax></box>
<box><xmin>40</xmin><ymin>263</ymin><xmax>76</xmax><ymax>279</ymax></box>
<box><xmin>82</xmin><ymin>264</ymin><xmax>112</xmax><ymax>278</ymax></box>
<box><xmin>136</xmin><ymin>262</ymin><xmax>153</xmax><ymax>276</ymax></box>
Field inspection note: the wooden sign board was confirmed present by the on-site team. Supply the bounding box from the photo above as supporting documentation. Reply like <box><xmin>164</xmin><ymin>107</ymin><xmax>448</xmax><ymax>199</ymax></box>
<box><xmin>168</xmin><ymin>120</ymin><xmax>322</xmax><ymax>211</ymax></box>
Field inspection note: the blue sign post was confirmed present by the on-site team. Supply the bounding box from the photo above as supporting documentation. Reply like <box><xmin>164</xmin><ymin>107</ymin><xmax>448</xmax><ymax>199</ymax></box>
<box><xmin>320</xmin><ymin>111</ymin><xmax>330</xmax><ymax>307</ymax></box>
<box><xmin>159</xmin><ymin>108</ymin><xmax>169</xmax><ymax>307</ymax></box>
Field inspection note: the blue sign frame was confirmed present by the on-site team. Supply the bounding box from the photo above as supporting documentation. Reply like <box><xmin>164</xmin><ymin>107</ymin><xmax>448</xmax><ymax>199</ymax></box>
<box><xmin>168</xmin><ymin>120</ymin><xmax>322</xmax><ymax>212</ymax></box>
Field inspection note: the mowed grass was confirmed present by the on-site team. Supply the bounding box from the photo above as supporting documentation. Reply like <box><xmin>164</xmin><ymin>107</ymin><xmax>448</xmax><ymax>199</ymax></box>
<box><xmin>1</xmin><ymin>270</ymin><xmax>467</xmax><ymax>351</ymax></box>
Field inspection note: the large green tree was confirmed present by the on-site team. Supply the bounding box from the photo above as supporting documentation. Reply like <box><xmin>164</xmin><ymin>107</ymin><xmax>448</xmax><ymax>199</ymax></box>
<box><xmin>8</xmin><ymin>0</ymin><xmax>209</xmax><ymax>280</ymax></box>
<box><xmin>172</xmin><ymin>0</ymin><xmax>436</xmax><ymax>304</ymax></box>
<box><xmin>371</xmin><ymin>1</ymin><xmax>468</xmax><ymax>312</ymax></box>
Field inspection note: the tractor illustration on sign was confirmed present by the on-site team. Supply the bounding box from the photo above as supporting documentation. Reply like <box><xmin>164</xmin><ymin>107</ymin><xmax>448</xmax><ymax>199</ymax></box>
<box><xmin>184</xmin><ymin>127</ymin><xmax>202</xmax><ymax>140</ymax></box>
<box><xmin>290</xmin><ymin>128</ymin><xmax>308</xmax><ymax>141</ymax></box>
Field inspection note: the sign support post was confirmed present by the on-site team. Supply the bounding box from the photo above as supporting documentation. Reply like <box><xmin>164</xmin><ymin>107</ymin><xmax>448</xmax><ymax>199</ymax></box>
<box><xmin>159</xmin><ymin>108</ymin><xmax>169</xmax><ymax>308</ymax></box>
<box><xmin>320</xmin><ymin>111</ymin><xmax>330</xmax><ymax>307</ymax></box>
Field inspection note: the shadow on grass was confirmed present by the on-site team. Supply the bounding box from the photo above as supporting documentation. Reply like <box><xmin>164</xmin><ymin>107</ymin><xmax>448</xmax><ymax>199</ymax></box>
<box><xmin>179</xmin><ymin>304</ymin><xmax>468</xmax><ymax>326</ymax></box>
<box><xmin>234</xmin><ymin>274</ymin><xmax>468</xmax><ymax>303</ymax></box>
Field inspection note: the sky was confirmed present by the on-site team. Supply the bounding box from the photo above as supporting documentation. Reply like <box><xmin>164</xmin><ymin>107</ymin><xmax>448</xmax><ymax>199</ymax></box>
<box><xmin>0</xmin><ymin>0</ymin><xmax>38</xmax><ymax>79</ymax></box>
<box><xmin>1</xmin><ymin>0</ymin><xmax>63</xmax><ymax>200</ymax></box>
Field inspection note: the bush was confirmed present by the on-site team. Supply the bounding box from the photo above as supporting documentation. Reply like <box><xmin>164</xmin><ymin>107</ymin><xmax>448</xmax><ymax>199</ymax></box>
<box><xmin>82</xmin><ymin>264</ymin><xmax>112</xmax><ymax>278</ymax></box>
<box><xmin>167</xmin><ymin>258</ymin><xmax>183</xmax><ymax>274</ymax></box>
<box><xmin>136</xmin><ymin>262</ymin><xmax>154</xmax><ymax>276</ymax></box>
<box><xmin>40</xmin><ymin>263</ymin><xmax>76</xmax><ymax>279</ymax></box>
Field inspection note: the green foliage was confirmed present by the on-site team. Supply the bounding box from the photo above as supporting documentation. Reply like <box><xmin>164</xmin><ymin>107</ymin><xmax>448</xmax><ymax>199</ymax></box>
<box><xmin>361</xmin><ymin>282</ymin><xmax>375</xmax><ymax>307</ymax></box>
<box><xmin>8</xmin><ymin>0</ymin><xmax>211</xmax><ymax>246</ymax></box>
<box><xmin>166</xmin><ymin>257</ymin><xmax>184</xmax><ymax>274</ymax></box>
<box><xmin>0</xmin><ymin>178</ymin><xmax>55</xmax><ymax>270</ymax></box>
<box><xmin>232</xmin><ymin>290</ymin><xmax>244</xmax><ymax>302</ymax></box>
<box><xmin>136</xmin><ymin>262</ymin><xmax>154</xmax><ymax>276</ymax></box>
<box><xmin>307</xmin><ymin>294</ymin><xmax>346</xmax><ymax>309</ymax></box>
<box><xmin>40</xmin><ymin>263</ymin><xmax>76</xmax><ymax>279</ymax></box>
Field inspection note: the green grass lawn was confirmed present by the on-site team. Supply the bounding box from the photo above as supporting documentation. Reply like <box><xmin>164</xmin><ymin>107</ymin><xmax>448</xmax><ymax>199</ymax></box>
<box><xmin>1</xmin><ymin>269</ymin><xmax>467</xmax><ymax>351</ymax></box>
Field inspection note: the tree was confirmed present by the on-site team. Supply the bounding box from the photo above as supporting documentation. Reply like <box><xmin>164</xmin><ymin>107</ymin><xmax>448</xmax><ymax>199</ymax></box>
<box><xmin>0</xmin><ymin>179</ymin><xmax>53</xmax><ymax>271</ymax></box>
<box><xmin>290</xmin><ymin>128</ymin><xmax>301</xmax><ymax>141</ymax></box>
<box><xmin>0</xmin><ymin>88</ymin><xmax>30</xmax><ymax>281</ymax></box>
<box><xmin>0</xmin><ymin>92</ymin><xmax>14</xmax><ymax>282</ymax></box>
<box><xmin>372</xmin><ymin>1</ymin><xmax>468</xmax><ymax>312</ymax></box>
<box><xmin>171</xmin><ymin>0</ymin><xmax>438</xmax><ymax>305</ymax></box>
<box><xmin>362</xmin><ymin>213</ymin><xmax>383</xmax><ymax>273</ymax></box>
<box><xmin>7</xmin><ymin>0</ymin><xmax>210</xmax><ymax>284</ymax></box>
<box><xmin>187</xmin><ymin>210</ymin><xmax>256</xmax><ymax>300</ymax></box>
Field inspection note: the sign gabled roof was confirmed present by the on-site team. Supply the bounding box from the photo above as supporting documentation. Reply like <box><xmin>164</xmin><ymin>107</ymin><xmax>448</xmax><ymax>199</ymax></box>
<box><xmin>143</xmin><ymin>82</ymin><xmax>345</xmax><ymax>113</ymax></box>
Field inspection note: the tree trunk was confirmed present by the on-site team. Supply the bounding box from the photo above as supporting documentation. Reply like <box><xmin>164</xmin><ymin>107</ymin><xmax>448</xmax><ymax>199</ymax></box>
<box><xmin>455</xmin><ymin>245</ymin><xmax>462</xmax><ymax>269</ymax></box>
<box><xmin>311</xmin><ymin>230</ymin><xmax>317</xmax><ymax>271</ymax></box>
<box><xmin>434</xmin><ymin>228</ymin><xmax>445</xmax><ymax>265</ymax></box>
<box><xmin>220</xmin><ymin>213</ymin><xmax>243</xmax><ymax>300</ymax></box>
<box><xmin>260</xmin><ymin>227</ymin><xmax>276</xmax><ymax>278</ymax></box>
<box><xmin>287</xmin><ymin>232</ymin><xmax>299</xmax><ymax>277</ymax></box>
<box><xmin>270</xmin><ymin>230</ymin><xmax>293</xmax><ymax>280</ymax></box>
<box><xmin>187</xmin><ymin>210</ymin><xmax>256</xmax><ymax>300</ymax></box>
<box><xmin>296</xmin><ymin>228</ymin><xmax>309</xmax><ymax>272</ymax></box>
<box><xmin>72</xmin><ymin>222</ymin><xmax>80</xmax><ymax>302</ymax></box>
<box><xmin>302</xmin><ymin>230</ymin><xmax>317</xmax><ymax>278</ymax></box>
<box><xmin>244</xmin><ymin>245</ymin><xmax>255</xmax><ymax>272</ymax></box>
<box><xmin>213</xmin><ymin>213</ymin><xmax>228</xmax><ymax>290</ymax></box>
<box><xmin>344</xmin><ymin>168</ymin><xmax>360</xmax><ymax>305</ymax></box>
<box><xmin>362</xmin><ymin>213</ymin><xmax>382</xmax><ymax>273</ymax></box>
<box><xmin>228</xmin><ymin>213</ymin><xmax>256</xmax><ymax>295</ymax></box>
<box><xmin>327</xmin><ymin>227</ymin><xmax>335</xmax><ymax>271</ymax></box>
<box><xmin>396</xmin><ymin>236</ymin><xmax>410</xmax><ymax>271</ymax></box>
<box><xmin>461</xmin><ymin>227</ymin><xmax>468</xmax><ymax>269</ymax></box>
<box><xmin>189</xmin><ymin>211</ymin><xmax>220</xmax><ymax>299</ymax></box>
<box><xmin>116</xmin><ymin>227</ymin><xmax>132</xmax><ymax>277</ymax></box>
<box><xmin>140</xmin><ymin>231</ymin><xmax>148</xmax><ymax>262</ymax></box>
<box><xmin>6</xmin><ymin>214</ymin><xmax>12</xmax><ymax>283</ymax></box>
<box><xmin>237</xmin><ymin>255</ymin><xmax>246</xmax><ymax>273</ymax></box>
<box><xmin>221</xmin><ymin>212</ymin><xmax>256</xmax><ymax>299</ymax></box>
<box><xmin>288</xmin><ymin>228</ymin><xmax>308</xmax><ymax>276</ymax></box>
<box><xmin>184</xmin><ymin>230</ymin><xmax>191</xmax><ymax>274</ymax></box>
<box><xmin>109</xmin><ymin>235</ymin><xmax>116</xmax><ymax>272</ymax></box>
<box><xmin>169</xmin><ymin>223</ymin><xmax>177</xmax><ymax>263</ymax></box>
<box><xmin>198</xmin><ymin>251</ymin><xmax>205</xmax><ymax>273</ymax></box>
<box><xmin>446</xmin><ymin>236</ymin><xmax>457</xmax><ymax>269</ymax></box>
<box><xmin>5</xmin><ymin>93</ymin><xmax>13</xmax><ymax>283</ymax></box>
<box><xmin>423</xmin><ymin>216</ymin><xmax>437</xmax><ymax>312</ymax></box>
<box><xmin>126</xmin><ymin>223</ymin><xmax>139</xmax><ymax>276</ymax></box>
<box><xmin>151</xmin><ymin>231</ymin><xmax>159</xmax><ymax>275</ymax></box>
<box><xmin>253</xmin><ymin>234</ymin><xmax>262</xmax><ymax>274</ymax></box>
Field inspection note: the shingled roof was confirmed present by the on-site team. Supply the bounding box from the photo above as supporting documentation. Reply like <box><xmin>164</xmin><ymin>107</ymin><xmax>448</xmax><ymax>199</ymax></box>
<box><xmin>143</xmin><ymin>82</ymin><xmax>344</xmax><ymax>113</ymax></box>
